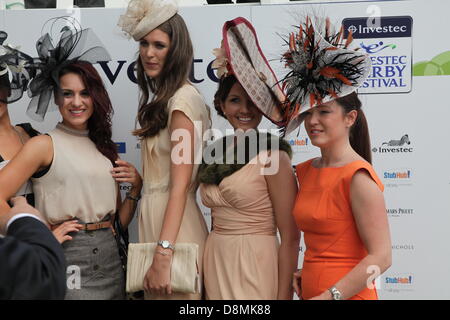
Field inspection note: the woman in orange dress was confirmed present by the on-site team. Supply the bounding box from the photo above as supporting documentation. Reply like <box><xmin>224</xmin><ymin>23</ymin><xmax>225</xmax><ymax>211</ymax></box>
<box><xmin>280</xmin><ymin>17</ymin><xmax>392</xmax><ymax>300</ymax></box>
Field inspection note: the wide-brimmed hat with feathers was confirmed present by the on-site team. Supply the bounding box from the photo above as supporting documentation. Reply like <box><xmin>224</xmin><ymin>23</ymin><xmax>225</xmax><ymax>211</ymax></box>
<box><xmin>280</xmin><ymin>16</ymin><xmax>371</xmax><ymax>134</ymax></box>
<box><xmin>212</xmin><ymin>17</ymin><xmax>286</xmax><ymax>128</ymax></box>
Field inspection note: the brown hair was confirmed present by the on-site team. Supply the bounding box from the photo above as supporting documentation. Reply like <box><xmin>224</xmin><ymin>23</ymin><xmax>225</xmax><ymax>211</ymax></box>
<box><xmin>57</xmin><ymin>61</ymin><xmax>118</xmax><ymax>165</ymax></box>
<box><xmin>0</xmin><ymin>73</ymin><xmax>11</xmax><ymax>100</ymax></box>
<box><xmin>213</xmin><ymin>75</ymin><xmax>238</xmax><ymax>118</ymax></box>
<box><xmin>335</xmin><ymin>91</ymin><xmax>372</xmax><ymax>164</ymax></box>
<box><xmin>134</xmin><ymin>14</ymin><xmax>193</xmax><ymax>138</ymax></box>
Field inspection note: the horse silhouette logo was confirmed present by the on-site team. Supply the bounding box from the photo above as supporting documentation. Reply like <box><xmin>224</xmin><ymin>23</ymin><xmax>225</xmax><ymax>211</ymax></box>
<box><xmin>382</xmin><ymin>134</ymin><xmax>411</xmax><ymax>146</ymax></box>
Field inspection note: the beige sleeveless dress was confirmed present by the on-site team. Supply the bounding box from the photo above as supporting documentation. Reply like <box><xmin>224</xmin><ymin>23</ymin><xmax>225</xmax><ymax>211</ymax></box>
<box><xmin>200</xmin><ymin>153</ymin><xmax>280</xmax><ymax>300</ymax></box>
<box><xmin>139</xmin><ymin>84</ymin><xmax>210</xmax><ymax>300</ymax></box>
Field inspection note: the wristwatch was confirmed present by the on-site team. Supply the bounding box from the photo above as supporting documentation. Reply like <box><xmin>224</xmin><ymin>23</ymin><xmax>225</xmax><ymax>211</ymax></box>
<box><xmin>328</xmin><ymin>286</ymin><xmax>342</xmax><ymax>300</ymax></box>
<box><xmin>157</xmin><ymin>240</ymin><xmax>175</xmax><ymax>251</ymax></box>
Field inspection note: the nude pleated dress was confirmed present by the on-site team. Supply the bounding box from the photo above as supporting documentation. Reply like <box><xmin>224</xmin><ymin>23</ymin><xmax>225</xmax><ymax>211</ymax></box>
<box><xmin>138</xmin><ymin>84</ymin><xmax>210</xmax><ymax>300</ymax></box>
<box><xmin>200</xmin><ymin>151</ymin><xmax>280</xmax><ymax>300</ymax></box>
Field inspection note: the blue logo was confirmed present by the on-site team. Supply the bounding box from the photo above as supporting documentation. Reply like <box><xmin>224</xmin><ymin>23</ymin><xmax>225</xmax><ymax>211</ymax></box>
<box><xmin>343</xmin><ymin>16</ymin><xmax>412</xmax><ymax>39</ymax></box>
<box><xmin>360</xmin><ymin>41</ymin><xmax>397</xmax><ymax>54</ymax></box>
<box><xmin>116</xmin><ymin>142</ymin><xmax>126</xmax><ymax>154</ymax></box>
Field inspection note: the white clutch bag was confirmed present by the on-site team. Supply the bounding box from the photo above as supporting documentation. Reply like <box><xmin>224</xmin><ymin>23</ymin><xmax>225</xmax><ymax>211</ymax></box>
<box><xmin>126</xmin><ymin>242</ymin><xmax>199</xmax><ymax>294</ymax></box>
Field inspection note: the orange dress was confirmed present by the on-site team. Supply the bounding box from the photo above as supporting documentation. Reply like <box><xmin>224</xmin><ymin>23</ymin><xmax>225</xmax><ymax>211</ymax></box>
<box><xmin>292</xmin><ymin>159</ymin><xmax>384</xmax><ymax>300</ymax></box>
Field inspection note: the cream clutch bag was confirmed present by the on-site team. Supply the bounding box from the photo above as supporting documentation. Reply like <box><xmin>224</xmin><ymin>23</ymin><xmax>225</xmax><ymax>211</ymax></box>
<box><xmin>126</xmin><ymin>242</ymin><xmax>199</xmax><ymax>294</ymax></box>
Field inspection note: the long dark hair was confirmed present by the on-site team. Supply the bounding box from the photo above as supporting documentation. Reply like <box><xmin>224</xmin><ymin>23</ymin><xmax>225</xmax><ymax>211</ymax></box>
<box><xmin>213</xmin><ymin>75</ymin><xmax>238</xmax><ymax>118</ymax></box>
<box><xmin>335</xmin><ymin>91</ymin><xmax>372</xmax><ymax>164</ymax></box>
<box><xmin>0</xmin><ymin>73</ymin><xmax>10</xmax><ymax>100</ymax></box>
<box><xmin>57</xmin><ymin>61</ymin><xmax>118</xmax><ymax>165</ymax></box>
<box><xmin>134</xmin><ymin>14</ymin><xmax>193</xmax><ymax>138</ymax></box>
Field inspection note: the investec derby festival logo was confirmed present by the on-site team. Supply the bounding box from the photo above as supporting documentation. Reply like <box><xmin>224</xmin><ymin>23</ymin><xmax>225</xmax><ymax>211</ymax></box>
<box><xmin>383</xmin><ymin>168</ymin><xmax>413</xmax><ymax>187</ymax></box>
<box><xmin>343</xmin><ymin>16</ymin><xmax>413</xmax><ymax>94</ymax></box>
<box><xmin>372</xmin><ymin>134</ymin><xmax>413</xmax><ymax>154</ymax></box>
<box><xmin>360</xmin><ymin>41</ymin><xmax>397</xmax><ymax>54</ymax></box>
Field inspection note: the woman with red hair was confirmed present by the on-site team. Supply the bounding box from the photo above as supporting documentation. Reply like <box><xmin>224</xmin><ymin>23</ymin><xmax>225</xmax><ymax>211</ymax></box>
<box><xmin>0</xmin><ymin>21</ymin><xmax>141</xmax><ymax>299</ymax></box>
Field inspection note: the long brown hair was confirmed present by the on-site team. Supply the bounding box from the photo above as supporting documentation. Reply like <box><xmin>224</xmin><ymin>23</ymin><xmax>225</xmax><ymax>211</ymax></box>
<box><xmin>57</xmin><ymin>61</ymin><xmax>118</xmax><ymax>165</ymax></box>
<box><xmin>134</xmin><ymin>14</ymin><xmax>193</xmax><ymax>138</ymax></box>
<box><xmin>335</xmin><ymin>91</ymin><xmax>372</xmax><ymax>164</ymax></box>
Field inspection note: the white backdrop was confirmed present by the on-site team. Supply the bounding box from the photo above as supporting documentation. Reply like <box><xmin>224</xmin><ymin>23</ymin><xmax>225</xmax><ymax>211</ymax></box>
<box><xmin>3</xmin><ymin>0</ymin><xmax>449</xmax><ymax>299</ymax></box>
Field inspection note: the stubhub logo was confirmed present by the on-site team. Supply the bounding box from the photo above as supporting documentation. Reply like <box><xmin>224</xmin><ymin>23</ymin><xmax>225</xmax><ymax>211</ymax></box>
<box><xmin>289</xmin><ymin>138</ymin><xmax>309</xmax><ymax>146</ymax></box>
<box><xmin>384</xmin><ymin>169</ymin><xmax>411</xmax><ymax>180</ymax></box>
<box><xmin>385</xmin><ymin>275</ymin><xmax>413</xmax><ymax>285</ymax></box>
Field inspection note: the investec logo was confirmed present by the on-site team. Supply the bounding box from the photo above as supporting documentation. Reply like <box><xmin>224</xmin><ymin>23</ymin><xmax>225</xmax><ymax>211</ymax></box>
<box><xmin>343</xmin><ymin>16</ymin><xmax>412</xmax><ymax>39</ymax></box>
<box><xmin>347</xmin><ymin>24</ymin><xmax>408</xmax><ymax>37</ymax></box>
<box><xmin>373</xmin><ymin>134</ymin><xmax>413</xmax><ymax>154</ymax></box>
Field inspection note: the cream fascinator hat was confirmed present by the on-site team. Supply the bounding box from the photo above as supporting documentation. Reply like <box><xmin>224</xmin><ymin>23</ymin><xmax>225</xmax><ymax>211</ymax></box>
<box><xmin>118</xmin><ymin>0</ymin><xmax>178</xmax><ymax>41</ymax></box>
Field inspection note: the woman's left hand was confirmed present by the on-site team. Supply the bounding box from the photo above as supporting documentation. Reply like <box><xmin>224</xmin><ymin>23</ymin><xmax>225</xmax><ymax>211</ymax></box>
<box><xmin>111</xmin><ymin>159</ymin><xmax>143</xmax><ymax>190</ymax></box>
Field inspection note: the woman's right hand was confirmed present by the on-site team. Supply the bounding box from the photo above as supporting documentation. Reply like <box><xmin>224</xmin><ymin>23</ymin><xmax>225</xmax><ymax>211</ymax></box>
<box><xmin>293</xmin><ymin>269</ymin><xmax>302</xmax><ymax>299</ymax></box>
<box><xmin>52</xmin><ymin>220</ymin><xmax>83</xmax><ymax>244</ymax></box>
<box><xmin>143</xmin><ymin>251</ymin><xmax>173</xmax><ymax>295</ymax></box>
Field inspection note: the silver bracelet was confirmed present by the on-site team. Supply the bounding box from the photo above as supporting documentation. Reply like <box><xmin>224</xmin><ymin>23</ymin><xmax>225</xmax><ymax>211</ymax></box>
<box><xmin>155</xmin><ymin>250</ymin><xmax>171</xmax><ymax>257</ymax></box>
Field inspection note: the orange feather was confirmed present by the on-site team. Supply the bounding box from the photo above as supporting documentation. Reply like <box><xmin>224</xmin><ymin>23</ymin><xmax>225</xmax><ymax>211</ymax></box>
<box><xmin>289</xmin><ymin>33</ymin><xmax>295</xmax><ymax>51</ymax></box>
<box><xmin>335</xmin><ymin>73</ymin><xmax>352</xmax><ymax>85</ymax></box>
<box><xmin>335</xmin><ymin>26</ymin><xmax>344</xmax><ymax>46</ymax></box>
<box><xmin>319</xmin><ymin>66</ymin><xmax>341</xmax><ymax>78</ymax></box>
<box><xmin>310</xmin><ymin>93</ymin><xmax>316</xmax><ymax>107</ymax></box>
<box><xmin>345</xmin><ymin>30</ymin><xmax>354</xmax><ymax>48</ymax></box>
<box><xmin>327</xmin><ymin>89</ymin><xmax>339</xmax><ymax>98</ymax></box>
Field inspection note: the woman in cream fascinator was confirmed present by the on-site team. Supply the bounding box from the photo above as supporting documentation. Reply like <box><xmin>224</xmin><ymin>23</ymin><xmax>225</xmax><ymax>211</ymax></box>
<box><xmin>119</xmin><ymin>0</ymin><xmax>211</xmax><ymax>300</ymax></box>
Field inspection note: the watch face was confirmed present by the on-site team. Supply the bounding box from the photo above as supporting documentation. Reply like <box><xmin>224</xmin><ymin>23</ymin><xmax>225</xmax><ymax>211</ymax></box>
<box><xmin>161</xmin><ymin>240</ymin><xmax>169</xmax><ymax>248</ymax></box>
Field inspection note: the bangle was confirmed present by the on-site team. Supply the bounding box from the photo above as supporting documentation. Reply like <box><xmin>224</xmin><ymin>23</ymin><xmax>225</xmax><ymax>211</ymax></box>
<box><xmin>155</xmin><ymin>250</ymin><xmax>171</xmax><ymax>257</ymax></box>
<box><xmin>126</xmin><ymin>191</ymin><xmax>141</xmax><ymax>201</ymax></box>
